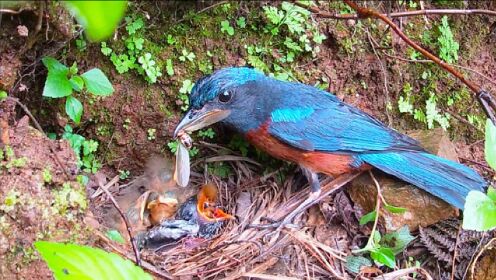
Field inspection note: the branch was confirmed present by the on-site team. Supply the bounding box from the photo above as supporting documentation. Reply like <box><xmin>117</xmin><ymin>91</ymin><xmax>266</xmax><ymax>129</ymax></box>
<box><xmin>341</xmin><ymin>0</ymin><xmax>496</xmax><ymax>126</ymax></box>
<box><xmin>298</xmin><ymin>4</ymin><xmax>496</xmax><ymax>19</ymax></box>
<box><xmin>98</xmin><ymin>183</ymin><xmax>141</xmax><ymax>267</ymax></box>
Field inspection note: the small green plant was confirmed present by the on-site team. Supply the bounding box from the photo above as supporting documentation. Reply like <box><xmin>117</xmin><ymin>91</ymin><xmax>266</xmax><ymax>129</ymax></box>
<box><xmin>101</xmin><ymin>17</ymin><xmax>163</xmax><ymax>84</ymax></box>
<box><xmin>236</xmin><ymin>17</ymin><xmax>246</xmax><ymax>28</ymax></box>
<box><xmin>138</xmin><ymin>53</ymin><xmax>162</xmax><ymax>83</ymax></box>
<box><xmin>147</xmin><ymin>128</ymin><xmax>156</xmax><ymax>141</ymax></box>
<box><xmin>220</xmin><ymin>20</ymin><xmax>235</xmax><ymax>36</ymax></box>
<box><xmin>438</xmin><ymin>16</ymin><xmax>459</xmax><ymax>64</ymax></box>
<box><xmin>0</xmin><ymin>90</ymin><xmax>7</xmax><ymax>100</ymax></box>
<box><xmin>118</xmin><ymin>170</ymin><xmax>130</xmax><ymax>180</ymax></box>
<box><xmin>178</xmin><ymin>79</ymin><xmax>194</xmax><ymax>111</ymax></box>
<box><xmin>198</xmin><ymin>128</ymin><xmax>215</xmax><ymax>139</ymax></box>
<box><xmin>35</xmin><ymin>241</ymin><xmax>152</xmax><ymax>280</ymax></box>
<box><xmin>167</xmin><ymin>140</ymin><xmax>199</xmax><ymax>157</ymax></box>
<box><xmin>75</xmin><ymin>36</ymin><xmax>87</xmax><ymax>52</ymax></box>
<box><xmin>42</xmin><ymin>57</ymin><xmax>114</xmax><ymax>124</ymax></box>
<box><xmin>166</xmin><ymin>59</ymin><xmax>174</xmax><ymax>76</ymax></box>
<box><xmin>62</xmin><ymin>125</ymin><xmax>101</xmax><ymax>173</ymax></box>
<box><xmin>179</xmin><ymin>49</ymin><xmax>196</xmax><ymax>62</ymax></box>
<box><xmin>42</xmin><ymin>168</ymin><xmax>52</xmax><ymax>183</ymax></box>
<box><xmin>123</xmin><ymin>118</ymin><xmax>131</xmax><ymax>130</ymax></box>
<box><xmin>463</xmin><ymin>119</ymin><xmax>496</xmax><ymax>231</ymax></box>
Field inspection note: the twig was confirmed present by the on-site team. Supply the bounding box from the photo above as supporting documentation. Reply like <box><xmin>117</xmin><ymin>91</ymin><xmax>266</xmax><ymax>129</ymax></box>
<box><xmin>175</xmin><ymin>0</ymin><xmax>228</xmax><ymax>24</ymax></box>
<box><xmin>365</xmin><ymin>27</ymin><xmax>393</xmax><ymax>126</ymax></box>
<box><xmin>373</xmin><ymin>267</ymin><xmax>433</xmax><ymax>280</ymax></box>
<box><xmin>94</xmin><ymin>230</ymin><xmax>173</xmax><ymax>279</ymax></box>
<box><xmin>342</xmin><ymin>0</ymin><xmax>496</xmax><ymax>125</ymax></box>
<box><xmin>91</xmin><ymin>175</ymin><xmax>120</xmax><ymax>199</ymax></box>
<box><xmin>444</xmin><ymin>109</ymin><xmax>484</xmax><ymax>134</ymax></box>
<box><xmin>381</xmin><ymin>52</ymin><xmax>496</xmax><ymax>88</ymax></box>
<box><xmin>297</xmin><ymin>3</ymin><xmax>496</xmax><ymax>20</ymax></box>
<box><xmin>7</xmin><ymin>97</ymin><xmax>70</xmax><ymax>180</ymax></box>
<box><xmin>469</xmin><ymin>237</ymin><xmax>496</xmax><ymax>280</ymax></box>
<box><xmin>450</xmin><ymin>223</ymin><xmax>462</xmax><ymax>280</ymax></box>
<box><xmin>99</xmin><ymin>182</ymin><xmax>141</xmax><ymax>266</ymax></box>
<box><xmin>352</xmin><ymin>171</ymin><xmax>387</xmax><ymax>257</ymax></box>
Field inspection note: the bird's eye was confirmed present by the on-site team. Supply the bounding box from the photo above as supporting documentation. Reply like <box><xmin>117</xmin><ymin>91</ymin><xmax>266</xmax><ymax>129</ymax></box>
<box><xmin>219</xmin><ymin>91</ymin><xmax>233</xmax><ymax>103</ymax></box>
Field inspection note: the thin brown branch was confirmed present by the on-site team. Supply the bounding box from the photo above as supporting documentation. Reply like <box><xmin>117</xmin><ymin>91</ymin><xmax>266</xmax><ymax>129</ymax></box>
<box><xmin>298</xmin><ymin>3</ymin><xmax>496</xmax><ymax>19</ymax></box>
<box><xmin>7</xmin><ymin>97</ymin><xmax>71</xmax><ymax>180</ymax></box>
<box><xmin>381</xmin><ymin>52</ymin><xmax>496</xmax><ymax>88</ymax></box>
<box><xmin>99</xmin><ymin>182</ymin><xmax>142</xmax><ymax>267</ymax></box>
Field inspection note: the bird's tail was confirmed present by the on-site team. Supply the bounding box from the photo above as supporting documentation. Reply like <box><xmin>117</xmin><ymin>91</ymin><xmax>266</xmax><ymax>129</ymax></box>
<box><xmin>359</xmin><ymin>152</ymin><xmax>486</xmax><ymax>209</ymax></box>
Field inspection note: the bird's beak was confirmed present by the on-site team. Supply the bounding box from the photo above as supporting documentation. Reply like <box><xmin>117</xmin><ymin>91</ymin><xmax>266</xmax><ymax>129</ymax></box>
<box><xmin>173</xmin><ymin>108</ymin><xmax>230</xmax><ymax>138</ymax></box>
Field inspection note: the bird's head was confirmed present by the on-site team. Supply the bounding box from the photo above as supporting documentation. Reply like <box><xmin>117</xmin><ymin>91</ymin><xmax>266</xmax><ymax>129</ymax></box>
<box><xmin>173</xmin><ymin>67</ymin><xmax>268</xmax><ymax>137</ymax></box>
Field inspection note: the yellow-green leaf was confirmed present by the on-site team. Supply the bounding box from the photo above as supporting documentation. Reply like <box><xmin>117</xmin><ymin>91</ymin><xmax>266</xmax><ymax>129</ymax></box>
<box><xmin>65</xmin><ymin>96</ymin><xmax>83</xmax><ymax>124</ymax></box>
<box><xmin>81</xmin><ymin>68</ymin><xmax>114</xmax><ymax>96</ymax></box>
<box><xmin>64</xmin><ymin>1</ymin><xmax>127</xmax><ymax>42</ymax></box>
<box><xmin>35</xmin><ymin>241</ymin><xmax>152</xmax><ymax>280</ymax></box>
<box><xmin>485</xmin><ymin>119</ymin><xmax>496</xmax><ymax>171</ymax></box>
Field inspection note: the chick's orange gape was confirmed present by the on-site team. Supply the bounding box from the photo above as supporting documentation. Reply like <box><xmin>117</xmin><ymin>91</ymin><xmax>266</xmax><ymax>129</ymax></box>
<box><xmin>196</xmin><ymin>184</ymin><xmax>234</xmax><ymax>222</ymax></box>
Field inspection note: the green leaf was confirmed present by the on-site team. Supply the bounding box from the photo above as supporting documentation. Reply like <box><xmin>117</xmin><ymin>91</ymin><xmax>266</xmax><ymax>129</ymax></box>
<box><xmin>35</xmin><ymin>241</ymin><xmax>152</xmax><ymax>280</ymax></box>
<box><xmin>345</xmin><ymin>255</ymin><xmax>372</xmax><ymax>274</ymax></box>
<box><xmin>359</xmin><ymin>210</ymin><xmax>377</xmax><ymax>225</ymax></box>
<box><xmin>485</xmin><ymin>119</ymin><xmax>496</xmax><ymax>170</ymax></box>
<box><xmin>64</xmin><ymin>1</ymin><xmax>127</xmax><ymax>42</ymax></box>
<box><xmin>43</xmin><ymin>72</ymin><xmax>72</xmax><ymax>98</ymax></box>
<box><xmin>166</xmin><ymin>59</ymin><xmax>174</xmax><ymax>76</ymax></box>
<box><xmin>384</xmin><ymin>204</ymin><xmax>407</xmax><ymax>214</ymax></box>
<box><xmin>69</xmin><ymin>62</ymin><xmax>78</xmax><ymax>75</ymax></box>
<box><xmin>69</xmin><ymin>75</ymin><xmax>84</xmax><ymax>92</ymax></box>
<box><xmin>81</xmin><ymin>68</ymin><xmax>114</xmax><ymax>96</ymax></box>
<box><xmin>487</xmin><ymin>187</ymin><xmax>496</xmax><ymax>202</ymax></box>
<box><xmin>65</xmin><ymin>96</ymin><xmax>83</xmax><ymax>124</ymax></box>
<box><xmin>106</xmin><ymin>230</ymin><xmax>125</xmax><ymax>244</ymax></box>
<box><xmin>381</xmin><ymin>226</ymin><xmax>415</xmax><ymax>254</ymax></box>
<box><xmin>370</xmin><ymin>247</ymin><xmax>396</xmax><ymax>269</ymax></box>
<box><xmin>42</xmin><ymin>57</ymin><xmax>68</xmax><ymax>74</ymax></box>
<box><xmin>0</xmin><ymin>90</ymin><xmax>7</xmax><ymax>101</ymax></box>
<box><xmin>463</xmin><ymin>190</ymin><xmax>496</xmax><ymax>231</ymax></box>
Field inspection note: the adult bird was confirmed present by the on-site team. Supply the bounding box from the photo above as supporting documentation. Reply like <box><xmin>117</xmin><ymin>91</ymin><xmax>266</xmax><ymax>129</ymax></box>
<box><xmin>173</xmin><ymin>67</ymin><xmax>486</xmax><ymax>227</ymax></box>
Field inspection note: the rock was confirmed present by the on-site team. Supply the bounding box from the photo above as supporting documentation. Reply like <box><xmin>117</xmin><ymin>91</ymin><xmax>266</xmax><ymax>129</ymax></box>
<box><xmin>0</xmin><ymin>52</ymin><xmax>21</xmax><ymax>91</ymax></box>
<box><xmin>347</xmin><ymin>128</ymin><xmax>459</xmax><ymax>232</ymax></box>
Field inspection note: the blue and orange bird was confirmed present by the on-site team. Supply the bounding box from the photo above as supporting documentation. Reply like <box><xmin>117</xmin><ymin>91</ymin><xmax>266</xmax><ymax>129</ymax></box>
<box><xmin>174</xmin><ymin>67</ymin><xmax>486</xmax><ymax>227</ymax></box>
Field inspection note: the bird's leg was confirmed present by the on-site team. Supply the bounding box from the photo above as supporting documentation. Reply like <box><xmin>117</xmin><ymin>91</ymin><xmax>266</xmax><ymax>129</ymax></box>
<box><xmin>249</xmin><ymin>167</ymin><xmax>321</xmax><ymax>230</ymax></box>
<box><xmin>274</xmin><ymin>167</ymin><xmax>321</xmax><ymax>230</ymax></box>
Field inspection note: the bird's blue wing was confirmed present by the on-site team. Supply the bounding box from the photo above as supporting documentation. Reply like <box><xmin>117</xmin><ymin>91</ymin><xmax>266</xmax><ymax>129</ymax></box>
<box><xmin>267</xmin><ymin>85</ymin><xmax>422</xmax><ymax>153</ymax></box>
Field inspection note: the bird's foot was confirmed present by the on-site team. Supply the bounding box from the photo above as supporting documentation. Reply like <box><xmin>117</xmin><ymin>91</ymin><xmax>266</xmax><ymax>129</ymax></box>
<box><xmin>247</xmin><ymin>190</ymin><xmax>322</xmax><ymax>231</ymax></box>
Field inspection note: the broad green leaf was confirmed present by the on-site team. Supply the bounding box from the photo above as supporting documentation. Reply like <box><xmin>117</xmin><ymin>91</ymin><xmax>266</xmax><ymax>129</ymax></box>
<box><xmin>381</xmin><ymin>226</ymin><xmax>415</xmax><ymax>254</ymax></box>
<box><xmin>43</xmin><ymin>72</ymin><xmax>72</xmax><ymax>98</ymax></box>
<box><xmin>105</xmin><ymin>230</ymin><xmax>125</xmax><ymax>244</ymax></box>
<box><xmin>485</xmin><ymin>119</ymin><xmax>496</xmax><ymax>170</ymax></box>
<box><xmin>64</xmin><ymin>1</ymin><xmax>127</xmax><ymax>42</ymax></box>
<box><xmin>359</xmin><ymin>210</ymin><xmax>377</xmax><ymax>225</ymax></box>
<box><xmin>372</xmin><ymin>230</ymin><xmax>381</xmax><ymax>245</ymax></box>
<box><xmin>487</xmin><ymin>187</ymin><xmax>496</xmax><ymax>202</ymax></box>
<box><xmin>35</xmin><ymin>241</ymin><xmax>152</xmax><ymax>280</ymax></box>
<box><xmin>69</xmin><ymin>76</ymin><xmax>84</xmax><ymax>92</ymax></box>
<box><xmin>42</xmin><ymin>57</ymin><xmax>68</xmax><ymax>74</ymax></box>
<box><xmin>370</xmin><ymin>247</ymin><xmax>396</xmax><ymax>269</ymax></box>
<box><xmin>65</xmin><ymin>96</ymin><xmax>83</xmax><ymax>124</ymax></box>
<box><xmin>384</xmin><ymin>204</ymin><xmax>407</xmax><ymax>214</ymax></box>
<box><xmin>345</xmin><ymin>255</ymin><xmax>372</xmax><ymax>274</ymax></box>
<box><xmin>81</xmin><ymin>68</ymin><xmax>114</xmax><ymax>96</ymax></box>
<box><xmin>463</xmin><ymin>190</ymin><xmax>496</xmax><ymax>231</ymax></box>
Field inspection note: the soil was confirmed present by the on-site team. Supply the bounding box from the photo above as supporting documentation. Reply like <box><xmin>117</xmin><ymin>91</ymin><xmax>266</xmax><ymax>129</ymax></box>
<box><xmin>0</xmin><ymin>1</ymin><xmax>495</xmax><ymax>279</ymax></box>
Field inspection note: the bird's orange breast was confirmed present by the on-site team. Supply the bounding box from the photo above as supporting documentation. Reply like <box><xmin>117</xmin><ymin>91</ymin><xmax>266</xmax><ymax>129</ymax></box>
<box><xmin>246</xmin><ymin>122</ymin><xmax>371</xmax><ymax>176</ymax></box>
